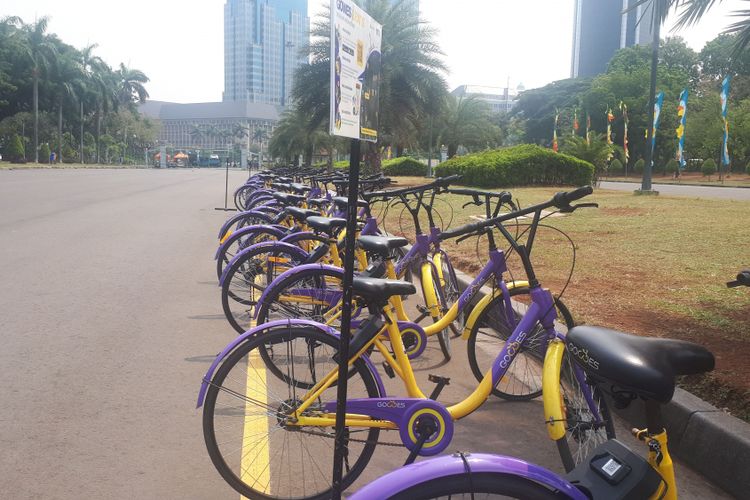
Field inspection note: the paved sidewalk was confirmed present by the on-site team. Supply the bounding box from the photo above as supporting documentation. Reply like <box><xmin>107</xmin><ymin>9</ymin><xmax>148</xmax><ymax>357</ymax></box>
<box><xmin>599</xmin><ymin>180</ymin><xmax>750</xmax><ymax>200</ymax></box>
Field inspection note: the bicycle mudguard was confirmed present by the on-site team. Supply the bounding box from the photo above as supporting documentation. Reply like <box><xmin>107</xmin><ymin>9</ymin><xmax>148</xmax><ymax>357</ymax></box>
<box><xmin>253</xmin><ymin>263</ymin><xmax>343</xmax><ymax>319</ymax></box>
<box><xmin>196</xmin><ymin>319</ymin><xmax>386</xmax><ymax>408</ymax></box>
<box><xmin>542</xmin><ymin>339</ymin><xmax>567</xmax><ymax>441</ymax></box>
<box><xmin>349</xmin><ymin>453</ymin><xmax>586</xmax><ymax>500</ymax></box>
<box><xmin>217</xmin><ymin>209</ymin><xmax>271</xmax><ymax>240</ymax></box>
<box><xmin>213</xmin><ymin>224</ymin><xmax>286</xmax><ymax>260</ymax></box>
<box><xmin>460</xmin><ymin>281</ymin><xmax>530</xmax><ymax>339</ymax></box>
<box><xmin>219</xmin><ymin>241</ymin><xmax>309</xmax><ymax>286</ymax></box>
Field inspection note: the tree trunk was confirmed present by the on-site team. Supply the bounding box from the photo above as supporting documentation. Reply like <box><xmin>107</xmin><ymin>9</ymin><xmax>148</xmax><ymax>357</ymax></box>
<box><xmin>58</xmin><ymin>97</ymin><xmax>63</xmax><ymax>163</ymax></box>
<box><xmin>95</xmin><ymin>107</ymin><xmax>101</xmax><ymax>164</ymax></box>
<box><xmin>364</xmin><ymin>142</ymin><xmax>381</xmax><ymax>174</ymax></box>
<box><xmin>304</xmin><ymin>144</ymin><xmax>313</xmax><ymax>167</ymax></box>
<box><xmin>33</xmin><ymin>73</ymin><xmax>39</xmax><ymax>163</ymax></box>
<box><xmin>80</xmin><ymin>101</ymin><xmax>84</xmax><ymax>163</ymax></box>
<box><xmin>447</xmin><ymin>144</ymin><xmax>458</xmax><ymax>159</ymax></box>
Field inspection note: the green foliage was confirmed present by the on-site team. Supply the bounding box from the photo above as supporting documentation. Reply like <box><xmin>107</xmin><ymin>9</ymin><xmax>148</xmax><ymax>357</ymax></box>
<box><xmin>382</xmin><ymin>157</ymin><xmax>427</xmax><ymax>176</ymax></box>
<box><xmin>634</xmin><ymin>158</ymin><xmax>645</xmax><ymax>174</ymax></box>
<box><xmin>434</xmin><ymin>144</ymin><xmax>594</xmax><ymax>187</ymax></box>
<box><xmin>702</xmin><ymin>158</ymin><xmax>717</xmax><ymax>178</ymax></box>
<box><xmin>665</xmin><ymin>158</ymin><xmax>680</xmax><ymax>174</ymax></box>
<box><xmin>609</xmin><ymin>158</ymin><xmax>624</xmax><ymax>175</ymax></box>
<box><xmin>436</xmin><ymin>95</ymin><xmax>503</xmax><ymax>158</ymax></box>
<box><xmin>560</xmin><ymin>133</ymin><xmax>617</xmax><ymax>182</ymax></box>
<box><xmin>39</xmin><ymin>142</ymin><xmax>51</xmax><ymax>163</ymax></box>
<box><xmin>6</xmin><ymin>134</ymin><xmax>25</xmax><ymax>162</ymax></box>
<box><xmin>746</xmin><ymin>163</ymin><xmax>750</xmax><ymax>175</ymax></box>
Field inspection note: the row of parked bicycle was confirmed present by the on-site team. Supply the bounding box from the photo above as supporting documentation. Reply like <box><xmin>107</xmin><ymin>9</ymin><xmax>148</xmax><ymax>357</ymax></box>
<box><xmin>198</xmin><ymin>166</ymin><xmax>748</xmax><ymax>499</ymax></box>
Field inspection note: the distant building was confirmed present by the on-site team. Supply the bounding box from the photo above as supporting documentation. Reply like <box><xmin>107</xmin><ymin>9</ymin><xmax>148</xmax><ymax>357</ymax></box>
<box><xmin>571</xmin><ymin>0</ymin><xmax>653</xmax><ymax>78</ymax></box>
<box><xmin>450</xmin><ymin>84</ymin><xmax>524</xmax><ymax>113</ymax></box>
<box><xmin>224</xmin><ymin>0</ymin><xmax>309</xmax><ymax>105</ymax></box>
<box><xmin>139</xmin><ymin>100</ymin><xmax>280</xmax><ymax>150</ymax></box>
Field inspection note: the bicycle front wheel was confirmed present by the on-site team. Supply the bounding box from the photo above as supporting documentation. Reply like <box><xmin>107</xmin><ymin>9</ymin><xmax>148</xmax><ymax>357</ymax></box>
<box><xmin>375</xmin><ymin>472</ymin><xmax>562</xmax><ymax>499</ymax></box>
<box><xmin>466</xmin><ymin>288</ymin><xmax>574</xmax><ymax>400</ymax></box>
<box><xmin>203</xmin><ymin>326</ymin><xmax>381</xmax><ymax>500</ymax></box>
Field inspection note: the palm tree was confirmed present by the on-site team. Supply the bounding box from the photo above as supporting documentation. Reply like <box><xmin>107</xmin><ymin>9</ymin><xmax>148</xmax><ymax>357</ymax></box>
<box><xmin>561</xmin><ymin>133</ymin><xmax>619</xmax><ymax>184</ymax></box>
<box><xmin>115</xmin><ymin>63</ymin><xmax>149</xmax><ymax>107</ymax></box>
<box><xmin>676</xmin><ymin>1</ymin><xmax>750</xmax><ymax>54</ymax></box>
<box><xmin>269</xmin><ymin>107</ymin><xmax>311</xmax><ymax>165</ymax></box>
<box><xmin>292</xmin><ymin>0</ymin><xmax>448</xmax><ymax>171</ymax></box>
<box><xmin>78</xmin><ymin>44</ymin><xmax>105</xmax><ymax>163</ymax></box>
<box><xmin>437</xmin><ymin>96</ymin><xmax>500</xmax><ymax>158</ymax></box>
<box><xmin>53</xmin><ymin>49</ymin><xmax>85</xmax><ymax>163</ymax></box>
<box><xmin>18</xmin><ymin>16</ymin><xmax>57</xmax><ymax>162</ymax></box>
<box><xmin>253</xmin><ymin>128</ymin><xmax>268</xmax><ymax>167</ymax></box>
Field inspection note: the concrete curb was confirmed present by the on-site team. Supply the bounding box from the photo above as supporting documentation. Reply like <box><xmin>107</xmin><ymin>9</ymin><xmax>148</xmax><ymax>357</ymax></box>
<box><xmin>450</xmin><ymin>268</ymin><xmax>749</xmax><ymax>498</ymax></box>
<box><xmin>602</xmin><ymin>178</ymin><xmax>750</xmax><ymax>190</ymax></box>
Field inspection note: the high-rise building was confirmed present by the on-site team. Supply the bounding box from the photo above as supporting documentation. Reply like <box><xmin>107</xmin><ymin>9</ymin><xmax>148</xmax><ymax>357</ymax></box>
<box><xmin>571</xmin><ymin>0</ymin><xmax>653</xmax><ymax>78</ymax></box>
<box><xmin>224</xmin><ymin>0</ymin><xmax>309</xmax><ymax>105</ymax></box>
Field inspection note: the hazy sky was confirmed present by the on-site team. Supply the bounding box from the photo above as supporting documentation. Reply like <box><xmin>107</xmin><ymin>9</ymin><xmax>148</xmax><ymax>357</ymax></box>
<box><xmin>2</xmin><ymin>0</ymin><xmax>746</xmax><ymax>103</ymax></box>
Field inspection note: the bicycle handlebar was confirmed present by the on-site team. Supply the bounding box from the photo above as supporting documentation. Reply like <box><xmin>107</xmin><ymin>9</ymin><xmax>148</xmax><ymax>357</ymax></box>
<box><xmin>362</xmin><ymin>175</ymin><xmax>462</xmax><ymax>201</ymax></box>
<box><xmin>448</xmin><ymin>188</ymin><xmax>513</xmax><ymax>204</ymax></box>
<box><xmin>440</xmin><ymin>185</ymin><xmax>594</xmax><ymax>241</ymax></box>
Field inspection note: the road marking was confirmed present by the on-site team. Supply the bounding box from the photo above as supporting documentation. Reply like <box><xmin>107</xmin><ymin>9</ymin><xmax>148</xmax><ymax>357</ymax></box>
<box><xmin>241</xmin><ymin>346</ymin><xmax>270</xmax><ymax>498</ymax></box>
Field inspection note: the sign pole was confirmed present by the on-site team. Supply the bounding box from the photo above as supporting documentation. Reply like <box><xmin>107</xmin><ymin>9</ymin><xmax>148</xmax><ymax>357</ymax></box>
<box><xmin>214</xmin><ymin>159</ymin><xmax>237</xmax><ymax>211</ymax></box>
<box><xmin>331</xmin><ymin>138</ymin><xmax>361</xmax><ymax>499</ymax></box>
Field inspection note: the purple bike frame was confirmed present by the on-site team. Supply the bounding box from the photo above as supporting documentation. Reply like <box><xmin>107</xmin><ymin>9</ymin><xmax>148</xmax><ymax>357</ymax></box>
<box><xmin>349</xmin><ymin>453</ymin><xmax>586</xmax><ymax>499</ymax></box>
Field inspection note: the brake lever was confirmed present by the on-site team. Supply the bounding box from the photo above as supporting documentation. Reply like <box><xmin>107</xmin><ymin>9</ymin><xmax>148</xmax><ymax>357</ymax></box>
<box><xmin>559</xmin><ymin>202</ymin><xmax>599</xmax><ymax>213</ymax></box>
<box><xmin>461</xmin><ymin>200</ymin><xmax>483</xmax><ymax>209</ymax></box>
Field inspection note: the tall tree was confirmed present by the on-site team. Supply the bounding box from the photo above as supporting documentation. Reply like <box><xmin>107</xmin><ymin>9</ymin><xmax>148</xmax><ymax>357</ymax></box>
<box><xmin>115</xmin><ymin>63</ymin><xmax>149</xmax><ymax>108</ymax></box>
<box><xmin>437</xmin><ymin>96</ymin><xmax>502</xmax><ymax>158</ymax></box>
<box><xmin>52</xmin><ymin>48</ymin><xmax>84</xmax><ymax>162</ymax></box>
<box><xmin>19</xmin><ymin>16</ymin><xmax>57</xmax><ymax>162</ymax></box>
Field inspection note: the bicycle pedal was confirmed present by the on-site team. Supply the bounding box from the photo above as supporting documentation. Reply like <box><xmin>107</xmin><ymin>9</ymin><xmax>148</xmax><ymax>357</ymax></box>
<box><xmin>382</xmin><ymin>362</ymin><xmax>396</xmax><ymax>379</ymax></box>
<box><xmin>416</xmin><ymin>305</ymin><xmax>429</xmax><ymax>314</ymax></box>
<box><xmin>428</xmin><ymin>374</ymin><xmax>450</xmax><ymax>385</ymax></box>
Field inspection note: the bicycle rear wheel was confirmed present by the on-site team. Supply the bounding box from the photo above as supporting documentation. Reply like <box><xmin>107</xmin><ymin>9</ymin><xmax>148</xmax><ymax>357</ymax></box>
<box><xmin>203</xmin><ymin>326</ymin><xmax>381</xmax><ymax>500</ymax></box>
<box><xmin>466</xmin><ymin>288</ymin><xmax>574</xmax><ymax>401</ymax></box>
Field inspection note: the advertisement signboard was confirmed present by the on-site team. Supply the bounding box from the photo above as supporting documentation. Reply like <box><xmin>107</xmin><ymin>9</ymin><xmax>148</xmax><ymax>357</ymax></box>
<box><xmin>330</xmin><ymin>0</ymin><xmax>382</xmax><ymax>142</ymax></box>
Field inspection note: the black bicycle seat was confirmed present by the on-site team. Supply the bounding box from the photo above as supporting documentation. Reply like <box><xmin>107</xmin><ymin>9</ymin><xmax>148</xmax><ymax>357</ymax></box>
<box><xmin>357</xmin><ymin>235</ymin><xmax>409</xmax><ymax>258</ymax></box>
<box><xmin>285</xmin><ymin>207</ymin><xmax>319</xmax><ymax>222</ymax></box>
<box><xmin>352</xmin><ymin>277</ymin><xmax>416</xmax><ymax>303</ymax></box>
<box><xmin>306</xmin><ymin>216</ymin><xmax>347</xmax><ymax>235</ymax></box>
<box><xmin>566</xmin><ymin>326</ymin><xmax>714</xmax><ymax>403</ymax></box>
<box><xmin>332</xmin><ymin>196</ymin><xmax>369</xmax><ymax>209</ymax></box>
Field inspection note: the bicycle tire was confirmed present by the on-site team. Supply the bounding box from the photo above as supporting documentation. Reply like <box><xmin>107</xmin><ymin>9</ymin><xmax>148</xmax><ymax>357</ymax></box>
<box><xmin>466</xmin><ymin>288</ymin><xmax>575</xmax><ymax>401</ymax></box>
<box><xmin>420</xmin><ymin>262</ymin><xmax>451</xmax><ymax>361</ymax></box>
<box><xmin>203</xmin><ymin>326</ymin><xmax>381</xmax><ymax>500</ymax></box>
<box><xmin>554</xmin><ymin>361</ymin><xmax>615</xmax><ymax>472</ymax></box>
<box><xmin>381</xmin><ymin>471</ymin><xmax>562</xmax><ymax>500</ymax></box>
<box><xmin>434</xmin><ymin>251</ymin><xmax>464</xmax><ymax>338</ymax></box>
<box><xmin>221</xmin><ymin>245</ymin><xmax>307</xmax><ymax>334</ymax></box>
<box><xmin>216</xmin><ymin>227</ymin><xmax>282</xmax><ymax>280</ymax></box>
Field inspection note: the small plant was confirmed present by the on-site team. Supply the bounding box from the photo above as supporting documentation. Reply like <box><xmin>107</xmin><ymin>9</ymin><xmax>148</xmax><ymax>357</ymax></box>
<box><xmin>382</xmin><ymin>157</ymin><xmax>427</xmax><ymax>176</ymax></box>
<box><xmin>39</xmin><ymin>143</ymin><xmax>51</xmax><ymax>164</ymax></box>
<box><xmin>6</xmin><ymin>134</ymin><xmax>25</xmax><ymax>163</ymax></box>
<box><xmin>702</xmin><ymin>159</ymin><xmax>717</xmax><ymax>180</ymax></box>
<box><xmin>633</xmin><ymin>158</ymin><xmax>645</xmax><ymax>174</ymax></box>
<box><xmin>609</xmin><ymin>158</ymin><xmax>623</xmax><ymax>175</ymax></box>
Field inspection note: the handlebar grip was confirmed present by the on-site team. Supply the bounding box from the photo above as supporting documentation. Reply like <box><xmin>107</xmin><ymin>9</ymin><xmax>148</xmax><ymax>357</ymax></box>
<box><xmin>737</xmin><ymin>270</ymin><xmax>750</xmax><ymax>287</ymax></box>
<box><xmin>553</xmin><ymin>185</ymin><xmax>593</xmax><ymax>207</ymax></box>
<box><xmin>436</xmin><ymin>174</ymin><xmax>462</xmax><ymax>187</ymax></box>
<box><xmin>439</xmin><ymin>220</ymin><xmax>485</xmax><ymax>241</ymax></box>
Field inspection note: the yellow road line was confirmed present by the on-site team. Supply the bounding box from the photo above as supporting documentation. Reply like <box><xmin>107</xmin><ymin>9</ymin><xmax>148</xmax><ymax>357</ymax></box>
<box><xmin>241</xmin><ymin>345</ymin><xmax>270</xmax><ymax>498</ymax></box>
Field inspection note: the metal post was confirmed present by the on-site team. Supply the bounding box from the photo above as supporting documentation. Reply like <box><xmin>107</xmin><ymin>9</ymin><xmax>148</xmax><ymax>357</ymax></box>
<box><xmin>428</xmin><ymin>114</ymin><xmax>433</xmax><ymax>177</ymax></box>
<box><xmin>331</xmin><ymin>139</ymin><xmax>361</xmax><ymax>500</ymax></box>
<box><xmin>642</xmin><ymin>0</ymin><xmax>661</xmax><ymax>192</ymax></box>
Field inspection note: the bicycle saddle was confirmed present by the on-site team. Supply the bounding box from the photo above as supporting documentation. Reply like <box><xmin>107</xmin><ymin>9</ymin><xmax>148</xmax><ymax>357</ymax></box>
<box><xmin>357</xmin><ymin>235</ymin><xmax>409</xmax><ymax>258</ymax></box>
<box><xmin>285</xmin><ymin>207</ymin><xmax>319</xmax><ymax>222</ymax></box>
<box><xmin>332</xmin><ymin>196</ymin><xmax>369</xmax><ymax>209</ymax></box>
<box><xmin>352</xmin><ymin>277</ymin><xmax>416</xmax><ymax>303</ymax></box>
<box><xmin>306</xmin><ymin>198</ymin><xmax>329</xmax><ymax>208</ymax></box>
<box><xmin>306</xmin><ymin>216</ymin><xmax>347</xmax><ymax>236</ymax></box>
<box><xmin>290</xmin><ymin>182</ymin><xmax>312</xmax><ymax>194</ymax></box>
<box><xmin>271</xmin><ymin>192</ymin><xmax>306</xmax><ymax>205</ymax></box>
<box><xmin>566</xmin><ymin>326</ymin><xmax>714</xmax><ymax>403</ymax></box>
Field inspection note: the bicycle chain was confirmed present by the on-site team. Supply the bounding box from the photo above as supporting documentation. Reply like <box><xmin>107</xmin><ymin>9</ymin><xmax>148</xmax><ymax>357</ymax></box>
<box><xmin>294</xmin><ymin>426</ymin><xmax>404</xmax><ymax>447</ymax></box>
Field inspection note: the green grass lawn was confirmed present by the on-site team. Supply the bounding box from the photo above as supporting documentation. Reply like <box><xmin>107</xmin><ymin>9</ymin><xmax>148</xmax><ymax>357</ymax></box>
<box><xmin>378</xmin><ymin>176</ymin><xmax>750</xmax><ymax>419</ymax></box>
<box><xmin>0</xmin><ymin>161</ymin><xmax>148</xmax><ymax>169</ymax></box>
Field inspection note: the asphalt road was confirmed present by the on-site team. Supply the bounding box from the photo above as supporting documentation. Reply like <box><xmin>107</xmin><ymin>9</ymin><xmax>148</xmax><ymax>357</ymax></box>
<box><xmin>0</xmin><ymin>168</ymin><xmax>731</xmax><ymax>499</ymax></box>
<box><xmin>599</xmin><ymin>180</ymin><xmax>750</xmax><ymax>200</ymax></box>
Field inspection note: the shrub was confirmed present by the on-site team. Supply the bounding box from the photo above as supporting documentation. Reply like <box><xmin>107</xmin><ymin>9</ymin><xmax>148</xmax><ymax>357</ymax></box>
<box><xmin>633</xmin><ymin>158</ymin><xmax>645</xmax><ymax>174</ymax></box>
<box><xmin>434</xmin><ymin>144</ymin><xmax>594</xmax><ymax>187</ymax></box>
<box><xmin>665</xmin><ymin>159</ymin><xmax>679</xmax><ymax>175</ymax></box>
<box><xmin>702</xmin><ymin>159</ymin><xmax>717</xmax><ymax>179</ymax></box>
<box><xmin>6</xmin><ymin>134</ymin><xmax>25</xmax><ymax>162</ymax></box>
<box><xmin>39</xmin><ymin>143</ymin><xmax>51</xmax><ymax>163</ymax></box>
<box><xmin>609</xmin><ymin>158</ymin><xmax>623</xmax><ymax>175</ymax></box>
<box><xmin>382</xmin><ymin>156</ymin><xmax>427</xmax><ymax>176</ymax></box>
<box><xmin>746</xmin><ymin>163</ymin><xmax>750</xmax><ymax>175</ymax></box>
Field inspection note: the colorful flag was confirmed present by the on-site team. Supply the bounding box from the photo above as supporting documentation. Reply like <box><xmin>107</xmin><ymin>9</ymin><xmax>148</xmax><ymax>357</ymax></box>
<box><xmin>573</xmin><ymin>108</ymin><xmax>579</xmax><ymax>135</ymax></box>
<box><xmin>620</xmin><ymin>101</ymin><xmax>629</xmax><ymax>163</ymax></box>
<box><xmin>586</xmin><ymin>113</ymin><xmax>591</xmax><ymax>146</ymax></box>
<box><xmin>649</xmin><ymin>92</ymin><xmax>664</xmax><ymax>166</ymax></box>
<box><xmin>606</xmin><ymin>107</ymin><xmax>615</xmax><ymax>145</ymax></box>
<box><xmin>552</xmin><ymin>109</ymin><xmax>559</xmax><ymax>152</ymax></box>
<box><xmin>721</xmin><ymin>76</ymin><xmax>731</xmax><ymax>166</ymax></box>
<box><xmin>675</xmin><ymin>88</ymin><xmax>688</xmax><ymax>169</ymax></box>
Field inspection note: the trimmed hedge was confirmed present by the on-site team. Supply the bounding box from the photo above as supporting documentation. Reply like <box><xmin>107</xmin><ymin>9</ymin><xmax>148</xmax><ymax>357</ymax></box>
<box><xmin>434</xmin><ymin>144</ymin><xmax>594</xmax><ymax>187</ymax></box>
<box><xmin>382</xmin><ymin>157</ymin><xmax>428</xmax><ymax>176</ymax></box>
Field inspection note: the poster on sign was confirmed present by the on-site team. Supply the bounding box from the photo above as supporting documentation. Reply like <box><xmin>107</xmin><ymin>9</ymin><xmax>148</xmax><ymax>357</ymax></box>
<box><xmin>330</xmin><ymin>0</ymin><xmax>382</xmax><ymax>142</ymax></box>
